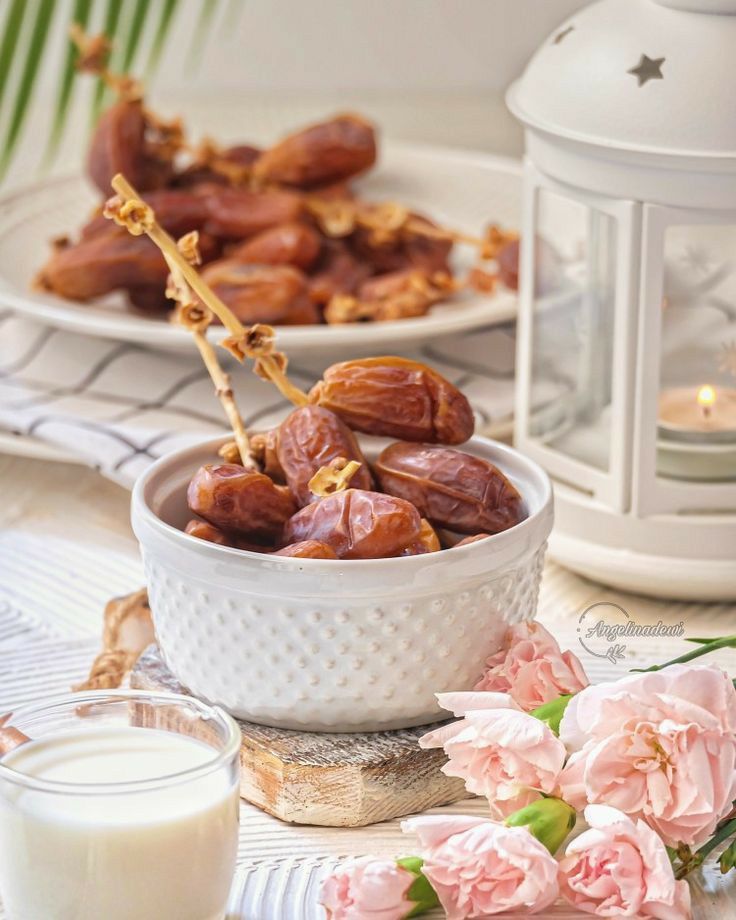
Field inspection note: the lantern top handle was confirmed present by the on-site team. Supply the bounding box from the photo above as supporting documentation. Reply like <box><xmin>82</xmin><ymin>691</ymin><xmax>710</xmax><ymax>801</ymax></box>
<box><xmin>506</xmin><ymin>0</ymin><xmax>736</xmax><ymax>163</ymax></box>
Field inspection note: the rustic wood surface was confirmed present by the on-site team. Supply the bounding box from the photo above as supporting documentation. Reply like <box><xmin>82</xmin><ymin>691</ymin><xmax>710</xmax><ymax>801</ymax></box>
<box><xmin>131</xmin><ymin>644</ymin><xmax>467</xmax><ymax>827</ymax></box>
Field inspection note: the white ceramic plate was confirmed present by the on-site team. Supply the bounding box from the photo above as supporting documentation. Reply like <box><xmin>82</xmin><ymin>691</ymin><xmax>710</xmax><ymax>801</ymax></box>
<box><xmin>0</xmin><ymin>143</ymin><xmax>521</xmax><ymax>355</ymax></box>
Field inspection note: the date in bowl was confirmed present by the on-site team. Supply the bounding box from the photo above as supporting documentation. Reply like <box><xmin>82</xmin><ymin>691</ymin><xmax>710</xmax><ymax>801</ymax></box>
<box><xmin>131</xmin><ymin>435</ymin><xmax>552</xmax><ymax>732</ymax></box>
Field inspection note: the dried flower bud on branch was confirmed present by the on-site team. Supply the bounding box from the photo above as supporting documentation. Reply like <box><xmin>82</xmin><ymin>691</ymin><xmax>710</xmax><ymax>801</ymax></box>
<box><xmin>69</xmin><ymin>24</ymin><xmax>142</xmax><ymax>101</ymax></box>
<box><xmin>307</xmin><ymin>194</ymin><xmax>516</xmax><ymax>267</ymax></box>
<box><xmin>221</xmin><ymin>323</ymin><xmax>309</xmax><ymax>407</ymax></box>
<box><xmin>308</xmin><ymin>457</ymin><xmax>363</xmax><ymax>498</ymax></box>
<box><xmin>106</xmin><ymin>173</ymin><xmax>310</xmax><ymax>414</ymax></box>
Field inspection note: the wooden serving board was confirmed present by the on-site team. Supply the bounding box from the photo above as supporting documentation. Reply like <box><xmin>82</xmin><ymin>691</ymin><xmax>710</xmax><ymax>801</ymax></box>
<box><xmin>131</xmin><ymin>645</ymin><xmax>467</xmax><ymax>827</ymax></box>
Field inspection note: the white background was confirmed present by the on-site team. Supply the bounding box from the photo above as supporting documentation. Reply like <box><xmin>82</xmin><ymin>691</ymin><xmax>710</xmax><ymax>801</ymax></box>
<box><xmin>2</xmin><ymin>0</ymin><xmax>586</xmax><ymax>187</ymax></box>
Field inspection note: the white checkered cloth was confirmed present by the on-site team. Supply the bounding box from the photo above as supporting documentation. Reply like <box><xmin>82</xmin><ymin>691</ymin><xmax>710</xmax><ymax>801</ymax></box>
<box><xmin>0</xmin><ymin>314</ymin><xmax>517</xmax><ymax>487</ymax></box>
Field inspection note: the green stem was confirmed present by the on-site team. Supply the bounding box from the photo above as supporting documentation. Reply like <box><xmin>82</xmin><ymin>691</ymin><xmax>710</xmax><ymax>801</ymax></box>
<box><xmin>675</xmin><ymin>816</ymin><xmax>736</xmax><ymax>879</ymax></box>
<box><xmin>632</xmin><ymin>635</ymin><xmax>736</xmax><ymax>674</ymax></box>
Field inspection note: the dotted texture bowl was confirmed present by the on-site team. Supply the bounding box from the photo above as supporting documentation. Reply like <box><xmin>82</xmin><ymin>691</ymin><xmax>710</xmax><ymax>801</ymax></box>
<box><xmin>131</xmin><ymin>436</ymin><xmax>553</xmax><ymax>732</ymax></box>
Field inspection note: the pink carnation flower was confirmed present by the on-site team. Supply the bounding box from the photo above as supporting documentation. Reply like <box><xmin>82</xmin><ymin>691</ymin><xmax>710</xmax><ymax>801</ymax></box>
<box><xmin>474</xmin><ymin>621</ymin><xmax>589</xmax><ymax>710</ymax></box>
<box><xmin>419</xmin><ymin>692</ymin><xmax>566</xmax><ymax>817</ymax></box>
<box><xmin>559</xmin><ymin>804</ymin><xmax>692</xmax><ymax>919</ymax></box>
<box><xmin>319</xmin><ymin>856</ymin><xmax>414</xmax><ymax>920</ymax></box>
<box><xmin>402</xmin><ymin>815</ymin><xmax>559</xmax><ymax>918</ymax></box>
<box><xmin>559</xmin><ymin>664</ymin><xmax>736</xmax><ymax>847</ymax></box>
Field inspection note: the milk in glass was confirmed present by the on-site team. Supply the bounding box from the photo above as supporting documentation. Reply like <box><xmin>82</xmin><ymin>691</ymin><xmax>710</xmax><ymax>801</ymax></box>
<box><xmin>0</xmin><ymin>725</ymin><xmax>239</xmax><ymax>920</ymax></box>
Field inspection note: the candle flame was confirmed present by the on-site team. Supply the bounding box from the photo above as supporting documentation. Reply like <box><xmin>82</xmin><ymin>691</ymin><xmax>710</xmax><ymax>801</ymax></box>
<box><xmin>697</xmin><ymin>384</ymin><xmax>716</xmax><ymax>409</ymax></box>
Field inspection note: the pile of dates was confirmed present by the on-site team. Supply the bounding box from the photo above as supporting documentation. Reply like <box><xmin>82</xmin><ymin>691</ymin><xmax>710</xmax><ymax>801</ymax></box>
<box><xmin>185</xmin><ymin>357</ymin><xmax>525</xmax><ymax>560</ymax></box>
<box><xmin>37</xmin><ymin>99</ymin><xmax>521</xmax><ymax>324</ymax></box>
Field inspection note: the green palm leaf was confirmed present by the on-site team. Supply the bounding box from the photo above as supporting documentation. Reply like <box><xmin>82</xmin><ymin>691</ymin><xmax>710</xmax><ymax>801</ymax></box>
<box><xmin>221</xmin><ymin>0</ymin><xmax>246</xmax><ymax>37</ymax></box>
<box><xmin>145</xmin><ymin>0</ymin><xmax>180</xmax><ymax>77</ymax></box>
<box><xmin>0</xmin><ymin>0</ymin><xmax>57</xmax><ymax>181</ymax></box>
<box><xmin>0</xmin><ymin>0</ymin><xmax>226</xmax><ymax>181</ymax></box>
<box><xmin>0</xmin><ymin>0</ymin><xmax>26</xmax><ymax>125</ymax></box>
<box><xmin>91</xmin><ymin>0</ymin><xmax>125</xmax><ymax>123</ymax></box>
<box><xmin>121</xmin><ymin>0</ymin><xmax>151</xmax><ymax>75</ymax></box>
<box><xmin>45</xmin><ymin>0</ymin><xmax>94</xmax><ymax>164</ymax></box>
<box><xmin>188</xmin><ymin>0</ymin><xmax>219</xmax><ymax>72</ymax></box>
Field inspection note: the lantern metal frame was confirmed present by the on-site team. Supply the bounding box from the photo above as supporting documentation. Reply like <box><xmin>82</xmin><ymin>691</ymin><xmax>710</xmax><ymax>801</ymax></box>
<box><xmin>507</xmin><ymin>0</ymin><xmax>736</xmax><ymax>600</ymax></box>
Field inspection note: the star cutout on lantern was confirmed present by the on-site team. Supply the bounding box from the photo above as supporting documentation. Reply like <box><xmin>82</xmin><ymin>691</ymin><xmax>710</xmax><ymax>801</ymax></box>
<box><xmin>680</xmin><ymin>245</ymin><xmax>713</xmax><ymax>275</ymax></box>
<box><xmin>553</xmin><ymin>25</ymin><xmax>574</xmax><ymax>45</ymax></box>
<box><xmin>627</xmin><ymin>54</ymin><xmax>665</xmax><ymax>87</ymax></box>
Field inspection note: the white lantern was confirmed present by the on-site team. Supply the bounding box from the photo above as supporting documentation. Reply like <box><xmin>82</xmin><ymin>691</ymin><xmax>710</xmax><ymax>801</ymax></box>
<box><xmin>507</xmin><ymin>0</ymin><xmax>736</xmax><ymax>600</ymax></box>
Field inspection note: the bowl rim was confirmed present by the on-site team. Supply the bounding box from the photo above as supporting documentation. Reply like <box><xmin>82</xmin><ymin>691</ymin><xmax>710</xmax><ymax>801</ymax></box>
<box><xmin>131</xmin><ymin>434</ymin><xmax>553</xmax><ymax>572</ymax></box>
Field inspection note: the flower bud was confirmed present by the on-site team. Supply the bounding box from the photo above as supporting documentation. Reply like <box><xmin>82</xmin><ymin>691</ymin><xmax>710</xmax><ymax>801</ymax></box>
<box><xmin>720</xmin><ymin>839</ymin><xmax>736</xmax><ymax>875</ymax></box>
<box><xmin>319</xmin><ymin>855</ymin><xmax>439</xmax><ymax>919</ymax></box>
<box><xmin>530</xmin><ymin>693</ymin><xmax>573</xmax><ymax>734</ymax></box>
<box><xmin>395</xmin><ymin>857</ymin><xmax>441</xmax><ymax>916</ymax></box>
<box><xmin>505</xmin><ymin>796</ymin><xmax>577</xmax><ymax>855</ymax></box>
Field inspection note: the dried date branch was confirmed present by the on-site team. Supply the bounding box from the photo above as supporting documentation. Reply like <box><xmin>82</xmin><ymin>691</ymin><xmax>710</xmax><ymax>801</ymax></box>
<box><xmin>69</xmin><ymin>24</ymin><xmax>142</xmax><ymax>101</ymax></box>
<box><xmin>74</xmin><ymin>650</ymin><xmax>139</xmax><ymax>692</ymax></box>
<box><xmin>175</xmin><ymin>302</ymin><xmax>256</xmax><ymax>470</ymax></box>
<box><xmin>106</xmin><ymin>173</ymin><xmax>310</xmax><ymax>407</ymax></box>
<box><xmin>74</xmin><ymin>588</ymin><xmax>154</xmax><ymax>692</ymax></box>
<box><xmin>325</xmin><ymin>270</ymin><xmax>460</xmax><ymax>324</ymax></box>
<box><xmin>103</xmin><ymin>190</ymin><xmax>256</xmax><ymax>465</ymax></box>
<box><xmin>189</xmin><ymin>136</ymin><xmax>253</xmax><ymax>186</ymax></box>
<box><xmin>226</xmin><ymin>324</ymin><xmax>309</xmax><ymax>407</ymax></box>
<box><xmin>167</xmin><ymin>236</ymin><xmax>256</xmax><ymax>469</ymax></box>
<box><xmin>307</xmin><ymin>196</ymin><xmax>518</xmax><ymax>262</ymax></box>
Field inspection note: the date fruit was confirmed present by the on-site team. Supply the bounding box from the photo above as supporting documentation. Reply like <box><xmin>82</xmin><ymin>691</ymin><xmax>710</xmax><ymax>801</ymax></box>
<box><xmin>350</xmin><ymin>214</ymin><xmax>452</xmax><ymax>275</ymax></box>
<box><xmin>201</xmin><ymin>262</ymin><xmax>320</xmax><ymax>325</ymax></box>
<box><xmin>308</xmin><ymin>240</ymin><xmax>372</xmax><ymax>305</ymax></box>
<box><xmin>454</xmin><ymin>533</ymin><xmax>491</xmax><ymax>548</ymax></box>
<box><xmin>87</xmin><ymin>99</ymin><xmax>172</xmax><ymax>194</ymax></box>
<box><xmin>187</xmin><ymin>463</ymin><xmax>296</xmax><ymax>539</ymax></box>
<box><xmin>309</xmin><ymin>357</ymin><xmax>474</xmax><ymax>444</ymax></box>
<box><xmin>230</xmin><ymin>222</ymin><xmax>322</xmax><ymax>270</ymax></box>
<box><xmin>254</xmin><ymin>114</ymin><xmax>376</xmax><ymax>188</ymax></box>
<box><xmin>185</xmin><ymin>519</ymin><xmax>233</xmax><ymax>546</ymax></box>
<box><xmin>401</xmin><ymin>518</ymin><xmax>441</xmax><ymax>556</ymax></box>
<box><xmin>272</xmin><ymin>541</ymin><xmax>338</xmax><ymax>559</ymax></box>
<box><xmin>250</xmin><ymin>429</ymin><xmax>285</xmax><ymax>483</ymax></box>
<box><xmin>375</xmin><ymin>442</ymin><xmax>523</xmax><ymax>534</ymax></box>
<box><xmin>283</xmin><ymin>489</ymin><xmax>421</xmax><ymax>559</ymax></box>
<box><xmin>37</xmin><ymin>228</ymin><xmax>168</xmax><ymax>302</ymax></box>
<box><xmin>200</xmin><ymin>186</ymin><xmax>304</xmax><ymax>239</ymax></box>
<box><xmin>276</xmin><ymin>406</ymin><xmax>372</xmax><ymax>506</ymax></box>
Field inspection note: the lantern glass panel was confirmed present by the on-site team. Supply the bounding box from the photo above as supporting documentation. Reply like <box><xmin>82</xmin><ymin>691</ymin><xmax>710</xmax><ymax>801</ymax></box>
<box><xmin>657</xmin><ymin>224</ymin><xmax>736</xmax><ymax>482</ymax></box>
<box><xmin>528</xmin><ymin>188</ymin><xmax>617</xmax><ymax>472</ymax></box>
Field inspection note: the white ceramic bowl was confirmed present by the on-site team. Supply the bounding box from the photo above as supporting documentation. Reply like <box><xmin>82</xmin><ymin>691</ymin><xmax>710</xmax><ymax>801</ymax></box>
<box><xmin>131</xmin><ymin>436</ymin><xmax>553</xmax><ymax>732</ymax></box>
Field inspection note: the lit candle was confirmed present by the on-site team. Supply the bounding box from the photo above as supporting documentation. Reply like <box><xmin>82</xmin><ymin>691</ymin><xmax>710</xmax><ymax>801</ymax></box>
<box><xmin>659</xmin><ymin>384</ymin><xmax>736</xmax><ymax>442</ymax></box>
<box><xmin>657</xmin><ymin>384</ymin><xmax>736</xmax><ymax>481</ymax></box>
<box><xmin>698</xmin><ymin>384</ymin><xmax>715</xmax><ymax>420</ymax></box>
